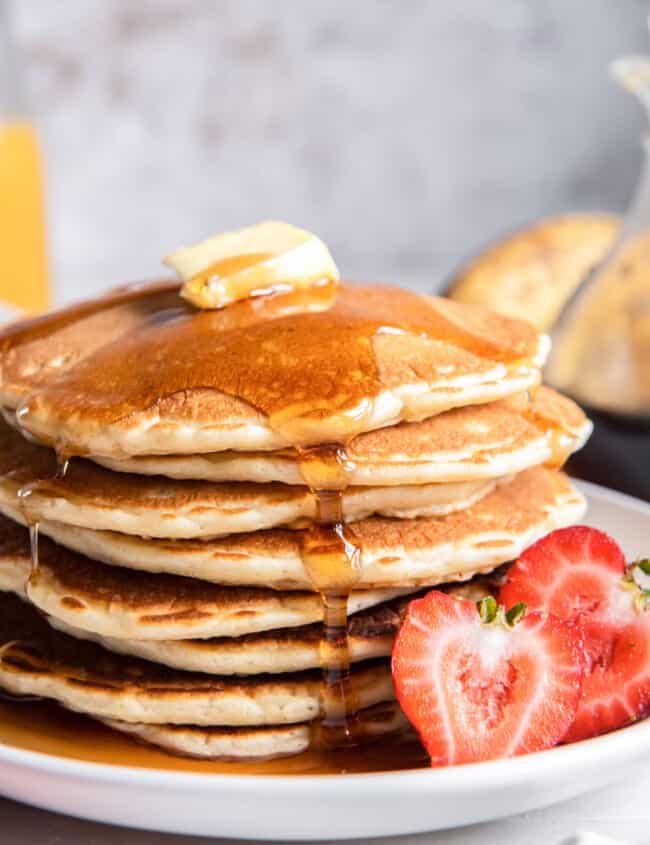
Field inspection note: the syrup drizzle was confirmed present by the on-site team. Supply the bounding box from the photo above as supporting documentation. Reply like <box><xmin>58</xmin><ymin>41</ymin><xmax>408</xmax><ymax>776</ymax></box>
<box><xmin>9</xmin><ymin>282</ymin><xmax>540</xmax><ymax>455</ymax></box>
<box><xmin>4</xmin><ymin>476</ymin><xmax>46</xmax><ymax>714</ymax></box>
<box><xmin>17</xmin><ymin>449</ymin><xmax>71</xmax><ymax>581</ymax></box>
<box><xmin>27</xmin><ymin>522</ymin><xmax>39</xmax><ymax>574</ymax></box>
<box><xmin>296</xmin><ymin>445</ymin><xmax>362</xmax><ymax>747</ymax></box>
<box><xmin>524</xmin><ymin>396</ymin><xmax>580</xmax><ymax>470</ymax></box>
<box><xmin>184</xmin><ymin>252</ymin><xmax>275</xmax><ymax>305</ymax></box>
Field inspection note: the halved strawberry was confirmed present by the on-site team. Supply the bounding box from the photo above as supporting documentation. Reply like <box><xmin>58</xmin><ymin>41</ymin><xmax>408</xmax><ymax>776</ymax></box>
<box><xmin>499</xmin><ymin>525</ymin><xmax>650</xmax><ymax>742</ymax></box>
<box><xmin>391</xmin><ymin>592</ymin><xmax>585</xmax><ymax>766</ymax></box>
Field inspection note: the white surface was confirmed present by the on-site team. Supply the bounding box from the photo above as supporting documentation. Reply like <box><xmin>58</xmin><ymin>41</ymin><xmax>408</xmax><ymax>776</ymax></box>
<box><xmin>0</xmin><ymin>780</ymin><xmax>646</xmax><ymax>845</ymax></box>
<box><xmin>0</xmin><ymin>481</ymin><xmax>649</xmax><ymax>842</ymax></box>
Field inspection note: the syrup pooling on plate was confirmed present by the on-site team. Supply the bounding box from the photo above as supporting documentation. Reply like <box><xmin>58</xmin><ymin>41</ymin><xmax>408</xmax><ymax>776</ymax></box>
<box><xmin>0</xmin><ymin>699</ymin><xmax>428</xmax><ymax>774</ymax></box>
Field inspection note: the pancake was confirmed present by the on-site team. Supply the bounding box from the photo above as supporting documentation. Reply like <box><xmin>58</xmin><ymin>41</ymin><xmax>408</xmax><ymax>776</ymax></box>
<box><xmin>0</xmin><ymin>281</ymin><xmax>548</xmax><ymax>457</ymax></box>
<box><xmin>0</xmin><ymin>530</ymin><xmax>408</xmax><ymax>640</ymax></box>
<box><xmin>103</xmin><ymin>702</ymin><xmax>409</xmax><ymax>760</ymax></box>
<box><xmin>49</xmin><ymin>603</ymin><xmax>402</xmax><ymax>676</ymax></box>
<box><xmin>0</xmin><ymin>519</ymin><xmax>499</xmax><ymax>675</ymax></box>
<box><xmin>94</xmin><ymin>386</ymin><xmax>591</xmax><ymax>486</ymax></box>
<box><xmin>0</xmin><ymin>516</ymin><xmax>500</xmax><ymax>674</ymax></box>
<box><xmin>52</xmin><ymin>579</ymin><xmax>497</xmax><ymax>676</ymax></box>
<box><xmin>0</xmin><ymin>513</ymin><xmax>32</xmax><ymax>593</ymax></box>
<box><xmin>0</xmin><ymin>521</ymin><xmax>408</xmax><ymax>669</ymax></box>
<box><xmin>0</xmin><ymin>417</ymin><xmax>505</xmax><ymax>538</ymax></box>
<box><xmin>446</xmin><ymin>214</ymin><xmax>619</xmax><ymax>331</ymax></box>
<box><xmin>8</xmin><ymin>468</ymin><xmax>586</xmax><ymax>590</ymax></box>
<box><xmin>0</xmin><ymin>592</ymin><xmax>393</xmax><ymax>726</ymax></box>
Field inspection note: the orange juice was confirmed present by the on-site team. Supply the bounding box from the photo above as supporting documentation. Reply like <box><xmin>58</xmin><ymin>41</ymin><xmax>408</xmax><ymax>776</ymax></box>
<box><xmin>0</xmin><ymin>120</ymin><xmax>49</xmax><ymax>314</ymax></box>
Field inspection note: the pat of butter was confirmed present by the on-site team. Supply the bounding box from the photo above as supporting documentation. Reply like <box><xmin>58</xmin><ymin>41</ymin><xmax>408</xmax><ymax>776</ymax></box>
<box><xmin>164</xmin><ymin>221</ymin><xmax>340</xmax><ymax>309</ymax></box>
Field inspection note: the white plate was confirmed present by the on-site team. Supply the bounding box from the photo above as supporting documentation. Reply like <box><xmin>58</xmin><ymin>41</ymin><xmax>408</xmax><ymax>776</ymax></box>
<box><xmin>0</xmin><ymin>480</ymin><xmax>648</xmax><ymax>841</ymax></box>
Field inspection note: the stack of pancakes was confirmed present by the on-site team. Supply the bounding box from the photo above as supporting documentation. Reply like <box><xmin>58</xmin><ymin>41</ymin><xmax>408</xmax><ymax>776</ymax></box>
<box><xmin>0</xmin><ymin>280</ymin><xmax>591</xmax><ymax>759</ymax></box>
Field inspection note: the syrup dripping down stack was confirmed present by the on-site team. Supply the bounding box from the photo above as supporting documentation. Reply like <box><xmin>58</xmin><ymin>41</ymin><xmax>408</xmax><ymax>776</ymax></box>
<box><xmin>0</xmin><ymin>279</ymin><xmax>591</xmax><ymax>759</ymax></box>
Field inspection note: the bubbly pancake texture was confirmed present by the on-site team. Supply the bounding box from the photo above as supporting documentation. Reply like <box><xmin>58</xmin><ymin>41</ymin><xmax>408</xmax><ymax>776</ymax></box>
<box><xmin>0</xmin><ymin>593</ymin><xmax>394</xmax><ymax>727</ymax></box>
<box><xmin>51</xmin><ymin>582</ymin><xmax>494</xmax><ymax>677</ymax></box>
<box><xmin>0</xmin><ymin>517</ymin><xmax>496</xmax><ymax>675</ymax></box>
<box><xmin>2</xmin><ymin>468</ymin><xmax>586</xmax><ymax>591</ymax></box>
<box><xmin>6</xmin><ymin>532</ymin><xmax>407</xmax><ymax>640</ymax></box>
<box><xmin>0</xmin><ymin>418</ymin><xmax>499</xmax><ymax>537</ymax></box>
<box><xmin>0</xmin><ymin>281</ymin><xmax>547</xmax><ymax>457</ymax></box>
<box><xmin>49</xmin><ymin>604</ymin><xmax>403</xmax><ymax>676</ymax></box>
<box><xmin>0</xmin><ymin>517</ymin><xmax>410</xmax><ymax>672</ymax></box>
<box><xmin>94</xmin><ymin>386</ymin><xmax>591</xmax><ymax>486</ymax></box>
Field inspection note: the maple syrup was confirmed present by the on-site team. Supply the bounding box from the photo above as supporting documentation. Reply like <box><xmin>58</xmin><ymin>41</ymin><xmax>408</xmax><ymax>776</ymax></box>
<box><xmin>0</xmin><ymin>279</ymin><xmax>179</xmax><ymax>353</ymax></box>
<box><xmin>0</xmin><ymin>699</ymin><xmax>428</xmax><ymax>774</ymax></box>
<box><xmin>295</xmin><ymin>444</ymin><xmax>363</xmax><ymax>745</ymax></box>
<box><xmin>523</xmin><ymin>407</ymin><xmax>577</xmax><ymax>471</ymax></box>
<box><xmin>6</xmin><ymin>282</ymin><xmax>539</xmax><ymax>453</ymax></box>
<box><xmin>184</xmin><ymin>252</ymin><xmax>276</xmax><ymax>305</ymax></box>
<box><xmin>27</xmin><ymin>522</ymin><xmax>38</xmax><ymax>574</ymax></box>
<box><xmin>15</xmin><ymin>478</ymin><xmax>41</xmax><ymax>577</ymax></box>
<box><xmin>15</xmin><ymin>447</ymin><xmax>72</xmax><ymax>583</ymax></box>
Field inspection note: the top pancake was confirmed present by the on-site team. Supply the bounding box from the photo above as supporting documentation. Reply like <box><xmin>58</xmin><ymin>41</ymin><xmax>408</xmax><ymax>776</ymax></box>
<box><xmin>0</xmin><ymin>280</ymin><xmax>547</xmax><ymax>457</ymax></box>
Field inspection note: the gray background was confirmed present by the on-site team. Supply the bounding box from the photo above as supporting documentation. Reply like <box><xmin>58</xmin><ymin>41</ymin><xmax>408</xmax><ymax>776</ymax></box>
<box><xmin>9</xmin><ymin>0</ymin><xmax>650</xmax><ymax>303</ymax></box>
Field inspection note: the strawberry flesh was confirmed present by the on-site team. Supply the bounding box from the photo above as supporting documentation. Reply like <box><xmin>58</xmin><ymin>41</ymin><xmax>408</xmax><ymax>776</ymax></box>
<box><xmin>391</xmin><ymin>591</ymin><xmax>585</xmax><ymax>766</ymax></box>
<box><xmin>499</xmin><ymin>525</ymin><xmax>650</xmax><ymax>741</ymax></box>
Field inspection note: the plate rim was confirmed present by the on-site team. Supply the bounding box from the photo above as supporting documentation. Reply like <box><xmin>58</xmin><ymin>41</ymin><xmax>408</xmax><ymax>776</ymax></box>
<box><xmin>1</xmin><ymin>712</ymin><xmax>649</xmax><ymax>793</ymax></box>
<box><xmin>0</xmin><ymin>479</ymin><xmax>648</xmax><ymax>793</ymax></box>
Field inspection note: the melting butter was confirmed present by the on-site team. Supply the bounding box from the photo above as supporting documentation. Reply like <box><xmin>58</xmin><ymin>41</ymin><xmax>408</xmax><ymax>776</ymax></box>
<box><xmin>165</xmin><ymin>221</ymin><xmax>340</xmax><ymax>310</ymax></box>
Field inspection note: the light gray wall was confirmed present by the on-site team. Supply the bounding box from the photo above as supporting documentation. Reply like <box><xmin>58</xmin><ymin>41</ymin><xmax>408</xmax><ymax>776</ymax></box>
<box><xmin>12</xmin><ymin>0</ymin><xmax>650</xmax><ymax>301</ymax></box>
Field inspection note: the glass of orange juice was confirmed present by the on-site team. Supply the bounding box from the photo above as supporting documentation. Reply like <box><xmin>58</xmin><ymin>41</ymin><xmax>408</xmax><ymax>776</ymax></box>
<box><xmin>0</xmin><ymin>0</ymin><xmax>49</xmax><ymax>318</ymax></box>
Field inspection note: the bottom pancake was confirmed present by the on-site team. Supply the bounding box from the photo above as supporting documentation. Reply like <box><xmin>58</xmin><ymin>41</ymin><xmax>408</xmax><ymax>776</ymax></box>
<box><xmin>103</xmin><ymin>702</ymin><xmax>409</xmax><ymax>760</ymax></box>
<box><xmin>0</xmin><ymin>593</ymin><xmax>393</xmax><ymax>727</ymax></box>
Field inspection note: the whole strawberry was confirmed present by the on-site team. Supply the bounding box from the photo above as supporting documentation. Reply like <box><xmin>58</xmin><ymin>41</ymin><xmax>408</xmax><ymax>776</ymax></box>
<box><xmin>391</xmin><ymin>591</ymin><xmax>585</xmax><ymax>766</ymax></box>
<box><xmin>500</xmin><ymin>525</ymin><xmax>650</xmax><ymax>742</ymax></box>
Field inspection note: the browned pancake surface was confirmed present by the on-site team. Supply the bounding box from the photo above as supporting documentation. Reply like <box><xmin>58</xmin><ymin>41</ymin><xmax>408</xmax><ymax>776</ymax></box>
<box><xmin>31</xmin><ymin>534</ymin><xmax>316</xmax><ymax>612</ymax></box>
<box><xmin>0</xmin><ymin>416</ymin><xmax>305</xmax><ymax>508</ymax></box>
<box><xmin>0</xmin><ymin>591</ymin><xmax>369</xmax><ymax>694</ymax></box>
<box><xmin>0</xmin><ymin>281</ymin><xmax>541</xmax><ymax>454</ymax></box>
<box><xmin>4</xmin><ymin>467</ymin><xmax>584</xmax><ymax>593</ymax></box>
